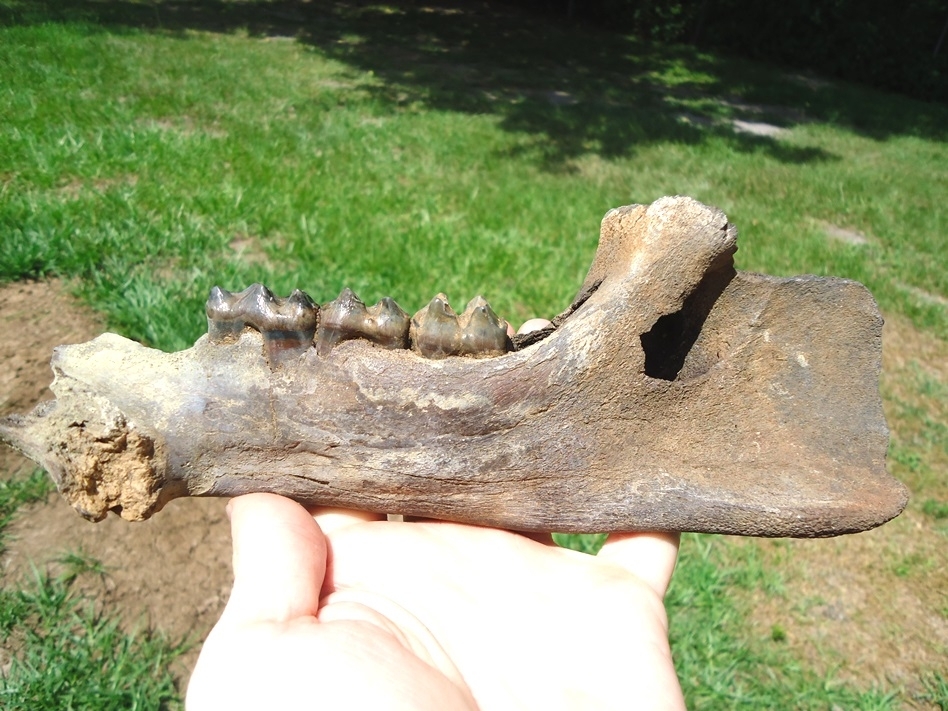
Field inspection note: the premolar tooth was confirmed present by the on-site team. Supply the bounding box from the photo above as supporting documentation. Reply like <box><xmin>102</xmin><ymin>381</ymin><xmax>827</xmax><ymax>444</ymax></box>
<box><xmin>459</xmin><ymin>295</ymin><xmax>510</xmax><ymax>357</ymax></box>
<box><xmin>264</xmin><ymin>288</ymin><xmax>318</xmax><ymax>366</ymax></box>
<box><xmin>317</xmin><ymin>289</ymin><xmax>411</xmax><ymax>356</ymax></box>
<box><xmin>317</xmin><ymin>288</ymin><xmax>368</xmax><ymax>356</ymax></box>
<box><xmin>410</xmin><ymin>293</ymin><xmax>461</xmax><ymax>359</ymax></box>
<box><xmin>365</xmin><ymin>297</ymin><xmax>410</xmax><ymax>349</ymax></box>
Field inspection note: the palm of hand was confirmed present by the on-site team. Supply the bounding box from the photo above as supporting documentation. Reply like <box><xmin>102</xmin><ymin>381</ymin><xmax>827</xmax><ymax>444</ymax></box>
<box><xmin>187</xmin><ymin>494</ymin><xmax>684</xmax><ymax>711</ymax></box>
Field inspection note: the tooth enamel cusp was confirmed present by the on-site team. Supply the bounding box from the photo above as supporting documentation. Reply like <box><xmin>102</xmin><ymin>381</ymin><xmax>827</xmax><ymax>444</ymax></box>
<box><xmin>206</xmin><ymin>283</ymin><xmax>318</xmax><ymax>365</ymax></box>
<box><xmin>0</xmin><ymin>197</ymin><xmax>908</xmax><ymax>536</ymax></box>
<box><xmin>316</xmin><ymin>288</ymin><xmax>412</xmax><ymax>356</ymax></box>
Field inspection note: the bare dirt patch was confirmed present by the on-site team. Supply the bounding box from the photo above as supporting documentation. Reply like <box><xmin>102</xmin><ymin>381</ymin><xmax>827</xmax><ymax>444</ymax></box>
<box><xmin>821</xmin><ymin>222</ymin><xmax>874</xmax><ymax>246</ymax></box>
<box><xmin>742</xmin><ymin>314</ymin><xmax>948</xmax><ymax>705</ymax></box>
<box><xmin>0</xmin><ymin>280</ymin><xmax>232</xmax><ymax>687</ymax></box>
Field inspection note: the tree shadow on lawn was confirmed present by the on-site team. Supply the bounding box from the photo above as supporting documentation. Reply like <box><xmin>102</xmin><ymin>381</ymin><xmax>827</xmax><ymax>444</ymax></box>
<box><xmin>6</xmin><ymin>0</ymin><xmax>946</xmax><ymax>167</ymax></box>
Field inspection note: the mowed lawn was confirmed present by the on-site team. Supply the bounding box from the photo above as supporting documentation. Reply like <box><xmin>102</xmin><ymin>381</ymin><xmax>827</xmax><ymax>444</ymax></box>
<box><xmin>1</xmin><ymin>1</ymin><xmax>946</xmax><ymax>708</ymax></box>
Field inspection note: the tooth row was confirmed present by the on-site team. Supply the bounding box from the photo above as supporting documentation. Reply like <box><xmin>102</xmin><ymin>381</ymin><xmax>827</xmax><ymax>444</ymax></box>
<box><xmin>205</xmin><ymin>284</ymin><xmax>511</xmax><ymax>363</ymax></box>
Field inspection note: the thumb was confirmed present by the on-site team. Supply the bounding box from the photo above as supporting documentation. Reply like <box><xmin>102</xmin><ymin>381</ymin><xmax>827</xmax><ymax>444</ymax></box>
<box><xmin>597</xmin><ymin>531</ymin><xmax>680</xmax><ymax>598</ymax></box>
<box><xmin>220</xmin><ymin>493</ymin><xmax>328</xmax><ymax>625</ymax></box>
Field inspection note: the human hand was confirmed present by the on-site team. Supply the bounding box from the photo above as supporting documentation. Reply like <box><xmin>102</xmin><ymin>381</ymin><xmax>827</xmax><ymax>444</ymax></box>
<box><xmin>187</xmin><ymin>493</ymin><xmax>684</xmax><ymax>710</ymax></box>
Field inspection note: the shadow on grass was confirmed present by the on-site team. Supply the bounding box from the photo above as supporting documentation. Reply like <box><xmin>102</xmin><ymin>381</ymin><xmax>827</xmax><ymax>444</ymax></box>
<box><xmin>4</xmin><ymin>0</ymin><xmax>946</xmax><ymax>169</ymax></box>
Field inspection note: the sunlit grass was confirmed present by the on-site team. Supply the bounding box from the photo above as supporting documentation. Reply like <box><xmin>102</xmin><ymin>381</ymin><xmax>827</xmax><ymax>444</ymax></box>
<box><xmin>0</xmin><ymin>564</ymin><xmax>184</xmax><ymax>710</ymax></box>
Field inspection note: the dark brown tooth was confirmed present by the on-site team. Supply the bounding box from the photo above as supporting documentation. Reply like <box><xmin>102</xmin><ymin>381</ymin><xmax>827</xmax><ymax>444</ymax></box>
<box><xmin>458</xmin><ymin>296</ymin><xmax>510</xmax><ymax>357</ymax></box>
<box><xmin>204</xmin><ymin>284</ymin><xmax>317</xmax><ymax>366</ymax></box>
<box><xmin>410</xmin><ymin>294</ymin><xmax>461</xmax><ymax>359</ymax></box>
<box><xmin>365</xmin><ymin>297</ymin><xmax>410</xmax><ymax>349</ymax></box>
<box><xmin>262</xmin><ymin>288</ymin><xmax>318</xmax><ymax>366</ymax></box>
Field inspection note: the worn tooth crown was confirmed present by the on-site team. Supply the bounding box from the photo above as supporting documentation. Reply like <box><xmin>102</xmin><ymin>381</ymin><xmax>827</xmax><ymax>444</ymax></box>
<box><xmin>205</xmin><ymin>283</ymin><xmax>318</xmax><ymax>363</ymax></box>
<box><xmin>317</xmin><ymin>289</ymin><xmax>411</xmax><ymax>356</ymax></box>
<box><xmin>317</xmin><ymin>288</ymin><xmax>368</xmax><ymax>356</ymax></box>
<box><xmin>409</xmin><ymin>294</ymin><xmax>511</xmax><ymax>359</ymax></box>
<box><xmin>411</xmin><ymin>293</ymin><xmax>462</xmax><ymax>359</ymax></box>
<box><xmin>365</xmin><ymin>297</ymin><xmax>411</xmax><ymax>349</ymax></box>
<box><xmin>206</xmin><ymin>286</ymin><xmax>243</xmax><ymax>342</ymax></box>
<box><xmin>459</xmin><ymin>295</ymin><xmax>509</xmax><ymax>357</ymax></box>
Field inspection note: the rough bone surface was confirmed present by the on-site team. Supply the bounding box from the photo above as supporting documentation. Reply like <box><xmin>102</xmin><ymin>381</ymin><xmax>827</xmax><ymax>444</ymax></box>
<box><xmin>0</xmin><ymin>197</ymin><xmax>908</xmax><ymax>537</ymax></box>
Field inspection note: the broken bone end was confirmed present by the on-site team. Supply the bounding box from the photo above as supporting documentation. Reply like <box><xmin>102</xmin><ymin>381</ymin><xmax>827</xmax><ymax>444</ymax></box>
<box><xmin>0</xmin><ymin>397</ymin><xmax>175</xmax><ymax>523</ymax></box>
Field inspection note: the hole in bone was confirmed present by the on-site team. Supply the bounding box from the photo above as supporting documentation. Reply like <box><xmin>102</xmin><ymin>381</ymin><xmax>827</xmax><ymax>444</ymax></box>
<box><xmin>640</xmin><ymin>263</ymin><xmax>735</xmax><ymax>381</ymax></box>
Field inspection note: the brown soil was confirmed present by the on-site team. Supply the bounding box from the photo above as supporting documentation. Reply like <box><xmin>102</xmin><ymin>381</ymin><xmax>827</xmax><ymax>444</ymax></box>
<box><xmin>0</xmin><ymin>280</ymin><xmax>232</xmax><ymax>687</ymax></box>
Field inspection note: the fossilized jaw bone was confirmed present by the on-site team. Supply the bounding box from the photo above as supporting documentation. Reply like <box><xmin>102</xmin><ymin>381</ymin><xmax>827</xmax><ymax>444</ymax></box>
<box><xmin>0</xmin><ymin>196</ymin><xmax>908</xmax><ymax>536</ymax></box>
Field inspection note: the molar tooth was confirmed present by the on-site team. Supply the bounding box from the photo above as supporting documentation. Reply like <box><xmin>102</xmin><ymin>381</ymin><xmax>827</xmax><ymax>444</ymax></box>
<box><xmin>205</xmin><ymin>284</ymin><xmax>277</xmax><ymax>342</ymax></box>
<box><xmin>204</xmin><ymin>284</ymin><xmax>317</xmax><ymax>366</ymax></box>
<box><xmin>261</xmin><ymin>288</ymin><xmax>318</xmax><ymax>366</ymax></box>
<box><xmin>317</xmin><ymin>290</ymin><xmax>411</xmax><ymax>355</ymax></box>
<box><xmin>410</xmin><ymin>293</ymin><xmax>462</xmax><ymax>359</ymax></box>
<box><xmin>459</xmin><ymin>295</ymin><xmax>510</xmax><ymax>357</ymax></box>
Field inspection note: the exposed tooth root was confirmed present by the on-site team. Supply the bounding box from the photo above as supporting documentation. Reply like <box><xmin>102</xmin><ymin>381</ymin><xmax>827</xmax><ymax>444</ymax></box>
<box><xmin>205</xmin><ymin>284</ymin><xmax>318</xmax><ymax>365</ymax></box>
<box><xmin>410</xmin><ymin>293</ymin><xmax>461</xmax><ymax>359</ymax></box>
<box><xmin>316</xmin><ymin>289</ymin><xmax>410</xmax><ymax>356</ymax></box>
<box><xmin>458</xmin><ymin>295</ymin><xmax>510</xmax><ymax>357</ymax></box>
<box><xmin>410</xmin><ymin>294</ymin><xmax>511</xmax><ymax>359</ymax></box>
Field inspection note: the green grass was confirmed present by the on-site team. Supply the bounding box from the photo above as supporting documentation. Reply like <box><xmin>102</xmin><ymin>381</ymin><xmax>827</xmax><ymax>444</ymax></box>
<box><xmin>667</xmin><ymin>535</ymin><xmax>901</xmax><ymax>710</ymax></box>
<box><xmin>0</xmin><ymin>471</ymin><xmax>185</xmax><ymax>709</ymax></box>
<box><xmin>0</xmin><ymin>560</ymin><xmax>184</xmax><ymax>710</ymax></box>
<box><xmin>919</xmin><ymin>672</ymin><xmax>948</xmax><ymax>710</ymax></box>
<box><xmin>1</xmin><ymin>0</ymin><xmax>946</xmax><ymax>707</ymax></box>
<box><xmin>0</xmin><ymin>470</ymin><xmax>53</xmax><ymax>554</ymax></box>
<box><xmin>1</xmin><ymin>1</ymin><xmax>946</xmax><ymax>349</ymax></box>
